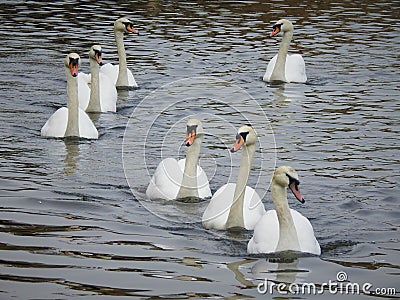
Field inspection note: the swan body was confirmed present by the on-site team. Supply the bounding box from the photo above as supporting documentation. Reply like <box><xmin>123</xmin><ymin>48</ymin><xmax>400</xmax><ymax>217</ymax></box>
<box><xmin>41</xmin><ymin>53</ymin><xmax>98</xmax><ymax>139</ymax></box>
<box><xmin>146</xmin><ymin>157</ymin><xmax>211</xmax><ymax>200</ymax></box>
<box><xmin>202</xmin><ymin>125</ymin><xmax>266</xmax><ymax>230</ymax></box>
<box><xmin>247</xmin><ymin>166</ymin><xmax>320</xmax><ymax>255</ymax></box>
<box><xmin>77</xmin><ymin>73</ymin><xmax>90</xmax><ymax>110</ymax></box>
<box><xmin>100</xmin><ymin>18</ymin><xmax>138</xmax><ymax>88</ymax></box>
<box><xmin>202</xmin><ymin>183</ymin><xmax>265</xmax><ymax>230</ymax></box>
<box><xmin>100</xmin><ymin>63</ymin><xmax>137</xmax><ymax>88</ymax></box>
<box><xmin>263</xmin><ymin>19</ymin><xmax>307</xmax><ymax>83</ymax></box>
<box><xmin>79</xmin><ymin>45</ymin><xmax>117</xmax><ymax>112</ymax></box>
<box><xmin>146</xmin><ymin>119</ymin><xmax>211</xmax><ymax>200</ymax></box>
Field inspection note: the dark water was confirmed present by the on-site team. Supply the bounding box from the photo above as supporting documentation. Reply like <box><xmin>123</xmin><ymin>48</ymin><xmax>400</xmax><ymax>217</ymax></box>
<box><xmin>0</xmin><ymin>1</ymin><xmax>399</xmax><ymax>299</ymax></box>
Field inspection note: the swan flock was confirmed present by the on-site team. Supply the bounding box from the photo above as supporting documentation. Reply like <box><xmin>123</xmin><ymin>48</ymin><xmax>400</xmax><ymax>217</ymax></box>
<box><xmin>41</xmin><ymin>17</ymin><xmax>320</xmax><ymax>255</ymax></box>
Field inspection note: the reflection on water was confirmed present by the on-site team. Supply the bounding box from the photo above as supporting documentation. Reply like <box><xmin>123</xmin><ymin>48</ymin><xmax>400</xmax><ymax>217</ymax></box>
<box><xmin>0</xmin><ymin>0</ymin><xmax>399</xmax><ymax>298</ymax></box>
<box><xmin>63</xmin><ymin>140</ymin><xmax>80</xmax><ymax>175</ymax></box>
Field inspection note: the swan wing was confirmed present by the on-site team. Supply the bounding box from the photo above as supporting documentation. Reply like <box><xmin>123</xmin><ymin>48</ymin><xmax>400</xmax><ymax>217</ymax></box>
<box><xmin>99</xmin><ymin>73</ymin><xmax>117</xmax><ymax>112</ymax></box>
<box><xmin>291</xmin><ymin>209</ymin><xmax>321</xmax><ymax>255</ymax></box>
<box><xmin>100</xmin><ymin>63</ymin><xmax>137</xmax><ymax>88</ymax></box>
<box><xmin>285</xmin><ymin>54</ymin><xmax>307</xmax><ymax>83</ymax></box>
<box><xmin>263</xmin><ymin>54</ymin><xmax>277</xmax><ymax>82</ymax></box>
<box><xmin>77</xmin><ymin>108</ymin><xmax>98</xmax><ymax>139</ymax></box>
<box><xmin>247</xmin><ymin>210</ymin><xmax>280</xmax><ymax>254</ymax></box>
<box><xmin>202</xmin><ymin>183</ymin><xmax>236</xmax><ymax>230</ymax></box>
<box><xmin>196</xmin><ymin>165</ymin><xmax>212</xmax><ymax>198</ymax></box>
<box><xmin>100</xmin><ymin>63</ymin><xmax>118</xmax><ymax>85</ymax></box>
<box><xmin>41</xmin><ymin>107</ymin><xmax>68</xmax><ymax>138</ymax></box>
<box><xmin>177</xmin><ymin>159</ymin><xmax>212</xmax><ymax>199</ymax></box>
<box><xmin>146</xmin><ymin>157</ymin><xmax>183</xmax><ymax>200</ymax></box>
<box><xmin>202</xmin><ymin>184</ymin><xmax>265</xmax><ymax>230</ymax></box>
<box><xmin>77</xmin><ymin>73</ymin><xmax>90</xmax><ymax>110</ymax></box>
<box><xmin>243</xmin><ymin>186</ymin><xmax>266</xmax><ymax>230</ymax></box>
<box><xmin>127</xmin><ymin>68</ymin><xmax>138</xmax><ymax>88</ymax></box>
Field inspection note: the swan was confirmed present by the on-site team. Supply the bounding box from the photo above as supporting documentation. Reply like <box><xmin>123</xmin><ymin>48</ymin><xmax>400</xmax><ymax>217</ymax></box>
<box><xmin>145</xmin><ymin>119</ymin><xmax>211</xmax><ymax>200</ymax></box>
<box><xmin>41</xmin><ymin>53</ymin><xmax>98</xmax><ymax>139</ymax></box>
<box><xmin>263</xmin><ymin>19</ymin><xmax>307</xmax><ymax>83</ymax></box>
<box><xmin>100</xmin><ymin>17</ymin><xmax>138</xmax><ymax>89</ymax></box>
<box><xmin>247</xmin><ymin>166</ymin><xmax>320</xmax><ymax>255</ymax></box>
<box><xmin>202</xmin><ymin>125</ymin><xmax>266</xmax><ymax>230</ymax></box>
<box><xmin>78</xmin><ymin>45</ymin><xmax>118</xmax><ymax>112</ymax></box>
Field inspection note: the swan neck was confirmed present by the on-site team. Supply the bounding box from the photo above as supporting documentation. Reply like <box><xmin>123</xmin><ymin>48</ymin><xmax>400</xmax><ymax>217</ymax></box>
<box><xmin>114</xmin><ymin>30</ymin><xmax>129</xmax><ymax>87</ymax></box>
<box><xmin>270</xmin><ymin>31</ymin><xmax>293</xmax><ymax>82</ymax></box>
<box><xmin>177</xmin><ymin>135</ymin><xmax>202</xmax><ymax>199</ymax></box>
<box><xmin>65</xmin><ymin>70</ymin><xmax>79</xmax><ymax>137</ymax></box>
<box><xmin>86</xmin><ymin>59</ymin><xmax>101</xmax><ymax>112</ymax></box>
<box><xmin>271</xmin><ymin>182</ymin><xmax>300</xmax><ymax>251</ymax></box>
<box><xmin>226</xmin><ymin>143</ymin><xmax>255</xmax><ymax>229</ymax></box>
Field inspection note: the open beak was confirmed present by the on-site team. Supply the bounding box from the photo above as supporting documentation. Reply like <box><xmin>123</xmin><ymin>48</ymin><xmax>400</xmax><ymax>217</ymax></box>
<box><xmin>185</xmin><ymin>130</ymin><xmax>196</xmax><ymax>147</ymax></box>
<box><xmin>230</xmin><ymin>134</ymin><xmax>245</xmax><ymax>153</ymax></box>
<box><xmin>270</xmin><ymin>26</ymin><xmax>280</xmax><ymax>37</ymax></box>
<box><xmin>69</xmin><ymin>62</ymin><xmax>79</xmax><ymax>77</ymax></box>
<box><xmin>127</xmin><ymin>23</ymin><xmax>139</xmax><ymax>34</ymax></box>
<box><xmin>289</xmin><ymin>180</ymin><xmax>305</xmax><ymax>204</ymax></box>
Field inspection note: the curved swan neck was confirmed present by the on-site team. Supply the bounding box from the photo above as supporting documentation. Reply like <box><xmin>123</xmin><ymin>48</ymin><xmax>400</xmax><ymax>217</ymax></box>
<box><xmin>271</xmin><ymin>182</ymin><xmax>300</xmax><ymax>251</ymax></box>
<box><xmin>65</xmin><ymin>70</ymin><xmax>79</xmax><ymax>137</ymax></box>
<box><xmin>177</xmin><ymin>135</ymin><xmax>202</xmax><ymax>199</ymax></box>
<box><xmin>226</xmin><ymin>143</ymin><xmax>255</xmax><ymax>229</ymax></box>
<box><xmin>86</xmin><ymin>59</ymin><xmax>101</xmax><ymax>112</ymax></box>
<box><xmin>270</xmin><ymin>30</ymin><xmax>293</xmax><ymax>82</ymax></box>
<box><xmin>114</xmin><ymin>29</ymin><xmax>129</xmax><ymax>87</ymax></box>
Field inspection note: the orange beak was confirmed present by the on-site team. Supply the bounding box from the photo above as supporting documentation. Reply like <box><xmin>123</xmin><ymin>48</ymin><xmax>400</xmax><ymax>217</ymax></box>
<box><xmin>230</xmin><ymin>134</ymin><xmax>245</xmax><ymax>153</ymax></box>
<box><xmin>270</xmin><ymin>26</ymin><xmax>280</xmax><ymax>37</ymax></box>
<box><xmin>185</xmin><ymin>129</ymin><xmax>196</xmax><ymax>147</ymax></box>
<box><xmin>289</xmin><ymin>181</ymin><xmax>305</xmax><ymax>204</ymax></box>
<box><xmin>69</xmin><ymin>62</ymin><xmax>78</xmax><ymax>77</ymax></box>
<box><xmin>127</xmin><ymin>23</ymin><xmax>139</xmax><ymax>34</ymax></box>
<box><xmin>95</xmin><ymin>52</ymin><xmax>103</xmax><ymax>66</ymax></box>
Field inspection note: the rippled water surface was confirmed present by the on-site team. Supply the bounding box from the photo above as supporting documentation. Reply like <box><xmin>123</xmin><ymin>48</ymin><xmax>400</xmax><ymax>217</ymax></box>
<box><xmin>0</xmin><ymin>1</ymin><xmax>399</xmax><ymax>299</ymax></box>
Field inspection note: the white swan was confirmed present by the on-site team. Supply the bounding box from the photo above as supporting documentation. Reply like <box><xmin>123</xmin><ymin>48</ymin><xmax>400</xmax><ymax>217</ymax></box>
<box><xmin>263</xmin><ymin>19</ymin><xmax>307</xmax><ymax>83</ymax></box>
<box><xmin>146</xmin><ymin>119</ymin><xmax>211</xmax><ymax>200</ymax></box>
<box><xmin>78</xmin><ymin>45</ymin><xmax>118</xmax><ymax>112</ymax></box>
<box><xmin>248</xmin><ymin>166</ymin><xmax>320</xmax><ymax>255</ymax></box>
<box><xmin>41</xmin><ymin>53</ymin><xmax>98</xmax><ymax>139</ymax></box>
<box><xmin>100</xmin><ymin>17</ymin><xmax>138</xmax><ymax>89</ymax></box>
<box><xmin>202</xmin><ymin>125</ymin><xmax>266</xmax><ymax>230</ymax></box>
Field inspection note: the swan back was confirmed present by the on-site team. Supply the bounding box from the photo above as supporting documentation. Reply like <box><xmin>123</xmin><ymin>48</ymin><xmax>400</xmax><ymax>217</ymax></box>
<box><xmin>202</xmin><ymin>183</ymin><xmax>265</xmax><ymax>230</ymax></box>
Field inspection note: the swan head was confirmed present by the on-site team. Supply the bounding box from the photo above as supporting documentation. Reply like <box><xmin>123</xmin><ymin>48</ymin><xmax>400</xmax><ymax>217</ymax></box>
<box><xmin>230</xmin><ymin>125</ymin><xmax>256</xmax><ymax>153</ymax></box>
<box><xmin>270</xmin><ymin>19</ymin><xmax>294</xmax><ymax>37</ymax></box>
<box><xmin>89</xmin><ymin>45</ymin><xmax>103</xmax><ymax>66</ymax></box>
<box><xmin>64</xmin><ymin>53</ymin><xmax>80</xmax><ymax>77</ymax></box>
<box><xmin>184</xmin><ymin>118</ymin><xmax>203</xmax><ymax>147</ymax></box>
<box><xmin>114</xmin><ymin>17</ymin><xmax>139</xmax><ymax>35</ymax></box>
<box><xmin>273</xmin><ymin>166</ymin><xmax>304</xmax><ymax>204</ymax></box>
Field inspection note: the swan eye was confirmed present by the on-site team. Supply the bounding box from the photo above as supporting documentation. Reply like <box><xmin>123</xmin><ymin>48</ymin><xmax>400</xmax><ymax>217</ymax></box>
<box><xmin>94</xmin><ymin>49</ymin><xmax>102</xmax><ymax>57</ymax></box>
<box><xmin>286</xmin><ymin>174</ymin><xmax>300</xmax><ymax>189</ymax></box>
<box><xmin>69</xmin><ymin>57</ymin><xmax>79</xmax><ymax>67</ymax></box>
<box><xmin>123</xmin><ymin>22</ymin><xmax>132</xmax><ymax>29</ymax></box>
<box><xmin>187</xmin><ymin>125</ymin><xmax>198</xmax><ymax>135</ymax></box>
<box><xmin>239</xmin><ymin>131</ymin><xmax>249</xmax><ymax>141</ymax></box>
